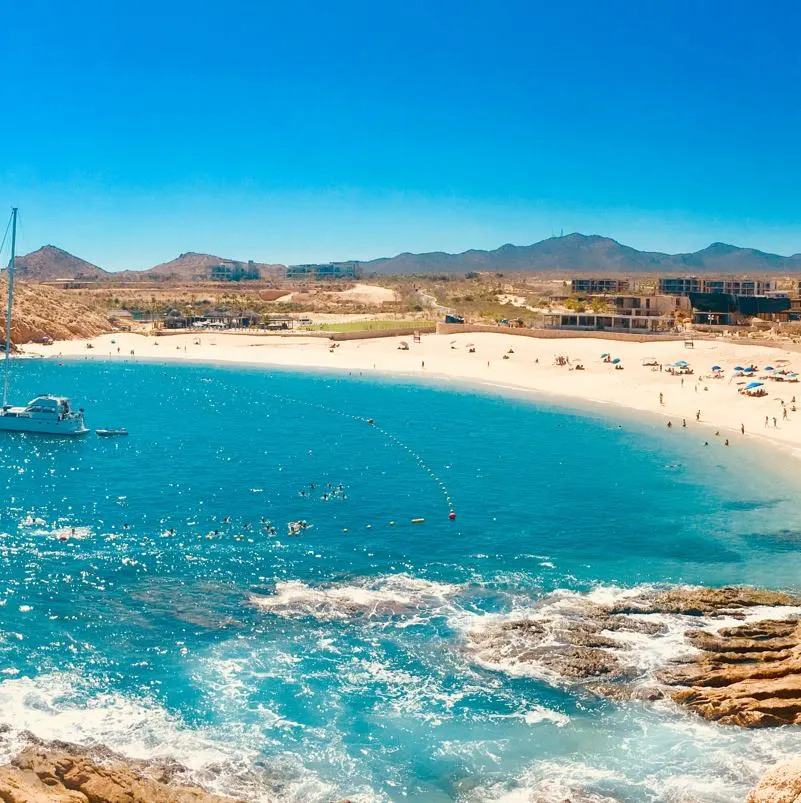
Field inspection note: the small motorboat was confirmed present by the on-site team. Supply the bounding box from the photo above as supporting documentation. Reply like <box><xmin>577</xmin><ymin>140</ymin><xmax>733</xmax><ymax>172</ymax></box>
<box><xmin>96</xmin><ymin>428</ymin><xmax>128</xmax><ymax>437</ymax></box>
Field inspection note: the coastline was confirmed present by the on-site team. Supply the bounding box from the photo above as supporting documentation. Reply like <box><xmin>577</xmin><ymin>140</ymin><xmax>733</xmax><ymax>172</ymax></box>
<box><xmin>10</xmin><ymin>329</ymin><xmax>801</xmax><ymax>801</ymax></box>
<box><xmin>25</xmin><ymin>329</ymin><xmax>801</xmax><ymax>462</ymax></box>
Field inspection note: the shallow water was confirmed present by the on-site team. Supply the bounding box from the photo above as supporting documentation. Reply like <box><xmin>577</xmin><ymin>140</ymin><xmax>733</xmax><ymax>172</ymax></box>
<box><xmin>1</xmin><ymin>358</ymin><xmax>800</xmax><ymax>801</ymax></box>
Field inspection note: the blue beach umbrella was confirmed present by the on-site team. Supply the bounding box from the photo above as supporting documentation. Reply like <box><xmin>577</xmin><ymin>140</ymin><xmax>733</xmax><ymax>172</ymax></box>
<box><xmin>601</xmin><ymin>353</ymin><xmax>609</xmax><ymax>358</ymax></box>
<box><xmin>764</xmin><ymin>366</ymin><xmax>775</xmax><ymax>371</ymax></box>
<box><xmin>674</xmin><ymin>360</ymin><xmax>689</xmax><ymax>367</ymax></box>
<box><xmin>611</xmin><ymin>358</ymin><xmax>621</xmax><ymax>364</ymax></box>
<box><xmin>711</xmin><ymin>365</ymin><xmax>722</xmax><ymax>371</ymax></box>
<box><xmin>744</xmin><ymin>382</ymin><xmax>764</xmax><ymax>390</ymax></box>
<box><xmin>734</xmin><ymin>366</ymin><xmax>745</xmax><ymax>371</ymax></box>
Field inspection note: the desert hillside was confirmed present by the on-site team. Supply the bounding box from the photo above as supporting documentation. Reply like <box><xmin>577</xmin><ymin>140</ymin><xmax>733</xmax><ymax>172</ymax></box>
<box><xmin>0</xmin><ymin>282</ymin><xmax>114</xmax><ymax>344</ymax></box>
<box><xmin>15</xmin><ymin>245</ymin><xmax>108</xmax><ymax>280</ymax></box>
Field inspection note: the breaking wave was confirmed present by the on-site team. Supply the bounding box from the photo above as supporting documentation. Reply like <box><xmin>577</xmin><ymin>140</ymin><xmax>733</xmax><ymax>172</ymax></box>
<box><xmin>249</xmin><ymin>573</ymin><xmax>462</xmax><ymax>623</ymax></box>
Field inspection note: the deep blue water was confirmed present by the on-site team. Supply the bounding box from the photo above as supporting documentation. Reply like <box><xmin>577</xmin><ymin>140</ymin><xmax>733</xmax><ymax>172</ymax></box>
<box><xmin>0</xmin><ymin>358</ymin><xmax>800</xmax><ymax>801</ymax></box>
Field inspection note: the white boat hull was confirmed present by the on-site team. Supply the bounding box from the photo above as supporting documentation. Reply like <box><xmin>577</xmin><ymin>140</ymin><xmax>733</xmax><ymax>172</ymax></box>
<box><xmin>0</xmin><ymin>413</ymin><xmax>88</xmax><ymax>436</ymax></box>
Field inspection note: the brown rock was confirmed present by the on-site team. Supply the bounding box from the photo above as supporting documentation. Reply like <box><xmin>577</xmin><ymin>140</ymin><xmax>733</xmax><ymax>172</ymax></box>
<box><xmin>0</xmin><ymin>743</ymin><xmax>243</xmax><ymax>803</ymax></box>
<box><xmin>747</xmin><ymin>756</ymin><xmax>801</xmax><ymax>802</ymax></box>
<box><xmin>666</xmin><ymin>619</ymin><xmax>801</xmax><ymax>726</ymax></box>
<box><xmin>0</xmin><ymin>282</ymin><xmax>115</xmax><ymax>345</ymax></box>
<box><xmin>611</xmin><ymin>586</ymin><xmax>801</xmax><ymax>617</ymax></box>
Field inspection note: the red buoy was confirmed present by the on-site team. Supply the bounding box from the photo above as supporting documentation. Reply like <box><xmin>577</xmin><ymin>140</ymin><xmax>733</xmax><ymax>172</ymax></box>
<box><xmin>448</xmin><ymin>511</ymin><xmax>456</xmax><ymax>521</ymax></box>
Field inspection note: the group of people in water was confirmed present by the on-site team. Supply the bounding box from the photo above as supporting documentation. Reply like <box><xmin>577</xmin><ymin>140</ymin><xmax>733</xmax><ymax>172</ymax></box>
<box><xmin>298</xmin><ymin>481</ymin><xmax>347</xmax><ymax>501</ymax></box>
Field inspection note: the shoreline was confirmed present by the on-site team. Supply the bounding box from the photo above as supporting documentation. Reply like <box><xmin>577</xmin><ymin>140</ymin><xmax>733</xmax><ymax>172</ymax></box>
<box><xmin>25</xmin><ymin>330</ymin><xmax>801</xmax><ymax>462</ymax></box>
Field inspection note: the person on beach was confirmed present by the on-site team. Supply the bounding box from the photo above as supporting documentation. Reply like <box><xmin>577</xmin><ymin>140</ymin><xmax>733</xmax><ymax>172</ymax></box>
<box><xmin>724</xmin><ymin>439</ymin><xmax>729</xmax><ymax>446</ymax></box>
<box><xmin>774</xmin><ymin>417</ymin><xmax>778</xmax><ymax>428</ymax></box>
<box><xmin>682</xmin><ymin>419</ymin><xmax>687</xmax><ymax>427</ymax></box>
<box><xmin>696</xmin><ymin>410</ymin><xmax>700</xmax><ymax>421</ymax></box>
<box><xmin>659</xmin><ymin>392</ymin><xmax>663</xmax><ymax>405</ymax></box>
<box><xmin>765</xmin><ymin>416</ymin><xmax>769</xmax><ymax>428</ymax></box>
<box><xmin>741</xmin><ymin>423</ymin><xmax>745</xmax><ymax>435</ymax></box>
<box><xmin>784</xmin><ymin>408</ymin><xmax>788</xmax><ymax>420</ymax></box>
<box><xmin>667</xmin><ymin>420</ymin><xmax>672</xmax><ymax>428</ymax></box>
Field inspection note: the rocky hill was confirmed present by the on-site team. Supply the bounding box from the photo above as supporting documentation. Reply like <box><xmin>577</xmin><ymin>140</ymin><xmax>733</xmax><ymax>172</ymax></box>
<box><xmin>15</xmin><ymin>233</ymin><xmax>801</xmax><ymax>279</ymax></box>
<box><xmin>138</xmin><ymin>251</ymin><xmax>238</xmax><ymax>280</ymax></box>
<box><xmin>15</xmin><ymin>245</ymin><xmax>108</xmax><ymax>280</ymax></box>
<box><xmin>2</xmin><ymin>282</ymin><xmax>114</xmax><ymax>343</ymax></box>
<box><xmin>356</xmin><ymin>233</ymin><xmax>801</xmax><ymax>274</ymax></box>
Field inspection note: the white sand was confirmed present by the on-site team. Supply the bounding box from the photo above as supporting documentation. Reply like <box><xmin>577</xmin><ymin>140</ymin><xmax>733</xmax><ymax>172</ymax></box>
<box><xmin>24</xmin><ymin>331</ymin><xmax>801</xmax><ymax>458</ymax></box>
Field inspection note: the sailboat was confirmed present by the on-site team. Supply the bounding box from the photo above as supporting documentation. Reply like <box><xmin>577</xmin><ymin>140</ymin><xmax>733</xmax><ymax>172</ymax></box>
<box><xmin>0</xmin><ymin>208</ymin><xmax>88</xmax><ymax>436</ymax></box>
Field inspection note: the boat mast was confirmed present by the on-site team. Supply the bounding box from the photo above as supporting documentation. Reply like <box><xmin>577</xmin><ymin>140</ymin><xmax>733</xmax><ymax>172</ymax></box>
<box><xmin>3</xmin><ymin>207</ymin><xmax>17</xmax><ymax>407</ymax></box>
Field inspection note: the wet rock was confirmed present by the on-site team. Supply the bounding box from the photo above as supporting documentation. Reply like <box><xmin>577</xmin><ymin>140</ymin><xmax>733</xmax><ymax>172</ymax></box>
<box><xmin>667</xmin><ymin>619</ymin><xmax>801</xmax><ymax>726</ymax></box>
<box><xmin>586</xmin><ymin>682</ymin><xmax>665</xmax><ymax>702</ymax></box>
<box><xmin>747</xmin><ymin>756</ymin><xmax>801</xmax><ymax>802</ymax></box>
<box><xmin>0</xmin><ymin>742</ymin><xmax>243</xmax><ymax>803</ymax></box>
<box><xmin>467</xmin><ymin>585</ymin><xmax>801</xmax><ymax>727</ymax></box>
<box><xmin>467</xmin><ymin>617</ymin><xmax>622</xmax><ymax>681</ymax></box>
<box><xmin>611</xmin><ymin>586</ymin><xmax>801</xmax><ymax>617</ymax></box>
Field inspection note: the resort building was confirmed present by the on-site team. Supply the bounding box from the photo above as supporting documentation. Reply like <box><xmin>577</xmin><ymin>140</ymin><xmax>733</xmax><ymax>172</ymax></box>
<box><xmin>207</xmin><ymin>260</ymin><xmax>261</xmax><ymax>281</ymax></box>
<box><xmin>658</xmin><ymin>277</ymin><xmax>703</xmax><ymax>296</ymax></box>
<box><xmin>688</xmin><ymin>293</ymin><xmax>792</xmax><ymax>325</ymax></box>
<box><xmin>611</xmin><ymin>295</ymin><xmax>689</xmax><ymax>317</ymax></box>
<box><xmin>543</xmin><ymin>312</ymin><xmax>675</xmax><ymax>333</ymax></box>
<box><xmin>659</xmin><ymin>277</ymin><xmax>774</xmax><ymax>296</ymax></box>
<box><xmin>570</xmin><ymin>278</ymin><xmax>631</xmax><ymax>295</ymax></box>
<box><xmin>285</xmin><ymin>262</ymin><xmax>361</xmax><ymax>281</ymax></box>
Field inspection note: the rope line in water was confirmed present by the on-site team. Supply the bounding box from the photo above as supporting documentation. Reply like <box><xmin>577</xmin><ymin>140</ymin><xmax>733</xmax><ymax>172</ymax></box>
<box><xmin>262</xmin><ymin>391</ymin><xmax>456</xmax><ymax>520</ymax></box>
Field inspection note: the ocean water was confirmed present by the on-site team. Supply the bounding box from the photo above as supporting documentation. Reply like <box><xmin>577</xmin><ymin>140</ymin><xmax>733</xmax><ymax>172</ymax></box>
<box><xmin>0</xmin><ymin>358</ymin><xmax>801</xmax><ymax>801</ymax></box>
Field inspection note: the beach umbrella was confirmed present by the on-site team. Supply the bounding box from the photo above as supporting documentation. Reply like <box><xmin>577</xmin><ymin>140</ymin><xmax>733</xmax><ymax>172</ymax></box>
<box><xmin>611</xmin><ymin>358</ymin><xmax>621</xmax><ymax>364</ymax></box>
<box><xmin>601</xmin><ymin>353</ymin><xmax>609</xmax><ymax>358</ymax></box>
<box><xmin>711</xmin><ymin>365</ymin><xmax>722</xmax><ymax>371</ymax></box>
<box><xmin>674</xmin><ymin>360</ymin><xmax>689</xmax><ymax>367</ymax></box>
<box><xmin>734</xmin><ymin>366</ymin><xmax>745</xmax><ymax>371</ymax></box>
<box><xmin>764</xmin><ymin>366</ymin><xmax>775</xmax><ymax>371</ymax></box>
<box><xmin>744</xmin><ymin>382</ymin><xmax>764</xmax><ymax>390</ymax></box>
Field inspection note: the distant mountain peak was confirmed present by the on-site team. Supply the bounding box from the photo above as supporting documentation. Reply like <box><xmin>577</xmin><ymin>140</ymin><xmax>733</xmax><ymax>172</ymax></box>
<box><xmin>15</xmin><ymin>245</ymin><xmax>107</xmax><ymax>280</ymax></box>
<box><xmin>13</xmin><ymin>232</ymin><xmax>801</xmax><ymax>280</ymax></box>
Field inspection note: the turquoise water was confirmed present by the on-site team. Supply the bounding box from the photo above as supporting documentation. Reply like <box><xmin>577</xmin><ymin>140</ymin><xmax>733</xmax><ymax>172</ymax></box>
<box><xmin>1</xmin><ymin>358</ymin><xmax>801</xmax><ymax>801</ymax></box>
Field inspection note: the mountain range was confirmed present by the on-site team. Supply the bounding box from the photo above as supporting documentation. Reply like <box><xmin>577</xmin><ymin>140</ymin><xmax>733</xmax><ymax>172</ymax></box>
<box><xmin>12</xmin><ymin>234</ymin><xmax>801</xmax><ymax>281</ymax></box>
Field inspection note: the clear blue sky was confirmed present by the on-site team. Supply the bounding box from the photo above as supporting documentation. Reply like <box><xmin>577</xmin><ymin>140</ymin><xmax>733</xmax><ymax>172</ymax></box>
<box><xmin>3</xmin><ymin>0</ymin><xmax>801</xmax><ymax>269</ymax></box>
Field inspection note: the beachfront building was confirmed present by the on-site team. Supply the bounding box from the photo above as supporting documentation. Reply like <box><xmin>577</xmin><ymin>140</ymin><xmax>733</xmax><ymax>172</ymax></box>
<box><xmin>660</xmin><ymin>277</ymin><xmax>774</xmax><ymax>296</ymax></box>
<box><xmin>570</xmin><ymin>278</ymin><xmax>631</xmax><ymax>295</ymax></box>
<box><xmin>702</xmin><ymin>278</ymin><xmax>774</xmax><ymax>296</ymax></box>
<box><xmin>543</xmin><ymin>312</ymin><xmax>675</xmax><ymax>333</ymax></box>
<box><xmin>285</xmin><ymin>262</ymin><xmax>361</xmax><ymax>281</ymax></box>
<box><xmin>611</xmin><ymin>294</ymin><xmax>689</xmax><ymax>317</ymax></box>
<box><xmin>688</xmin><ymin>293</ymin><xmax>791</xmax><ymax>325</ymax></box>
<box><xmin>659</xmin><ymin>277</ymin><xmax>703</xmax><ymax>296</ymax></box>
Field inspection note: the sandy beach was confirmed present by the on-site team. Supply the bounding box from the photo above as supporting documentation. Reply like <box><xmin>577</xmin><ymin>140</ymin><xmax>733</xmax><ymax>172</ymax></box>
<box><xmin>24</xmin><ymin>330</ymin><xmax>801</xmax><ymax>458</ymax></box>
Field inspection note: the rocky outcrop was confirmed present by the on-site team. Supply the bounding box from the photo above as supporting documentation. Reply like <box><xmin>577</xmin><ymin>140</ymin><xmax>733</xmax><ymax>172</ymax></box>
<box><xmin>609</xmin><ymin>586</ymin><xmax>800</xmax><ymax>617</ymax></box>
<box><xmin>748</xmin><ymin>757</ymin><xmax>801</xmax><ymax>802</ymax></box>
<box><xmin>0</xmin><ymin>741</ymin><xmax>242</xmax><ymax>803</ymax></box>
<box><xmin>467</xmin><ymin>585</ymin><xmax>801</xmax><ymax>728</ymax></box>
<box><xmin>2</xmin><ymin>283</ymin><xmax>114</xmax><ymax>344</ymax></box>
<box><xmin>660</xmin><ymin>618</ymin><xmax>801</xmax><ymax>727</ymax></box>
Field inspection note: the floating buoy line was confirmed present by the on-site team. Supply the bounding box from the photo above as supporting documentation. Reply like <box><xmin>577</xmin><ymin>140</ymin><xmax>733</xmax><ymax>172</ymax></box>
<box><xmin>263</xmin><ymin>391</ymin><xmax>456</xmax><ymax>521</ymax></box>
